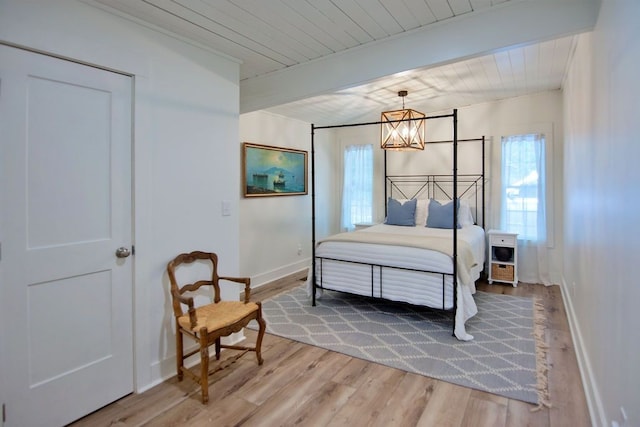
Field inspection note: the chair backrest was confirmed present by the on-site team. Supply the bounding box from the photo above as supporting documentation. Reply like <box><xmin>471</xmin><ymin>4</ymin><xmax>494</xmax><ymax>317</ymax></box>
<box><xmin>167</xmin><ymin>251</ymin><xmax>222</xmax><ymax>318</ymax></box>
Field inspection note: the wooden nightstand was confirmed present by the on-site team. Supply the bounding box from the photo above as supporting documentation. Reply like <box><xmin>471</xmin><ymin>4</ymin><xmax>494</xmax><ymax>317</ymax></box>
<box><xmin>487</xmin><ymin>230</ymin><xmax>518</xmax><ymax>287</ymax></box>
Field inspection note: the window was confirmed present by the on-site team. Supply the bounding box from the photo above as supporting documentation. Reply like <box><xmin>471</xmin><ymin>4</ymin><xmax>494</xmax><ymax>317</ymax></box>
<box><xmin>341</xmin><ymin>144</ymin><xmax>373</xmax><ymax>230</ymax></box>
<box><xmin>501</xmin><ymin>133</ymin><xmax>546</xmax><ymax>241</ymax></box>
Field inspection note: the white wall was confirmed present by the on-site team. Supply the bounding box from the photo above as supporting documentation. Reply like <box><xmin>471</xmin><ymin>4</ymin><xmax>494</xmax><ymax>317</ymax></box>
<box><xmin>563</xmin><ymin>0</ymin><xmax>640</xmax><ymax>425</ymax></box>
<box><xmin>239</xmin><ymin>111</ymin><xmax>338</xmax><ymax>285</ymax></box>
<box><xmin>0</xmin><ymin>0</ymin><xmax>241</xmax><ymax>392</ymax></box>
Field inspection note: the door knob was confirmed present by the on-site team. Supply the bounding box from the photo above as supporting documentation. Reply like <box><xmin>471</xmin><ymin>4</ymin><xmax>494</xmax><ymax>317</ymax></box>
<box><xmin>115</xmin><ymin>247</ymin><xmax>131</xmax><ymax>258</ymax></box>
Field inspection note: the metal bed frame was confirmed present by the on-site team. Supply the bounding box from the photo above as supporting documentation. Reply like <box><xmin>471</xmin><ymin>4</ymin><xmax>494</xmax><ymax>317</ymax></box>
<box><xmin>310</xmin><ymin>110</ymin><xmax>485</xmax><ymax>335</ymax></box>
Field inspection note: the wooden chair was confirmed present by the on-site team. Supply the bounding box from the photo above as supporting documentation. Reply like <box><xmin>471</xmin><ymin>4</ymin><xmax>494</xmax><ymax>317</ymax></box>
<box><xmin>167</xmin><ymin>251</ymin><xmax>266</xmax><ymax>403</ymax></box>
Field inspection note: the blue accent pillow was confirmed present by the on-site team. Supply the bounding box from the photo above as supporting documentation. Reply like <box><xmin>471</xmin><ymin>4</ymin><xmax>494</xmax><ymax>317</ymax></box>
<box><xmin>385</xmin><ymin>198</ymin><xmax>416</xmax><ymax>226</ymax></box>
<box><xmin>426</xmin><ymin>199</ymin><xmax>461</xmax><ymax>229</ymax></box>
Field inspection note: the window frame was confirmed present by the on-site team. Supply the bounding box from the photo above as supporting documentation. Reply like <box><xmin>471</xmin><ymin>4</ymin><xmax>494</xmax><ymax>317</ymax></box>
<box><xmin>340</xmin><ymin>143</ymin><xmax>374</xmax><ymax>231</ymax></box>
<box><xmin>498</xmin><ymin>124</ymin><xmax>554</xmax><ymax>247</ymax></box>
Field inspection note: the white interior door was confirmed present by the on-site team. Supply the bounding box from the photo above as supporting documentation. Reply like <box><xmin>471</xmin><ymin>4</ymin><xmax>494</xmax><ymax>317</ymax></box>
<box><xmin>0</xmin><ymin>45</ymin><xmax>133</xmax><ymax>427</ymax></box>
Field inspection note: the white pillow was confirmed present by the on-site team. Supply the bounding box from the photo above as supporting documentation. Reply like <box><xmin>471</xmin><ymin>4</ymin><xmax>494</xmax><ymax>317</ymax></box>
<box><xmin>415</xmin><ymin>199</ymin><xmax>429</xmax><ymax>226</ymax></box>
<box><xmin>458</xmin><ymin>200</ymin><xmax>475</xmax><ymax>226</ymax></box>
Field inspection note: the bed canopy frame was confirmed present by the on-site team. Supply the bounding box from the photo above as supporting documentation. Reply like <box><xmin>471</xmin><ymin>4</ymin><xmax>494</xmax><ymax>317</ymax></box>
<box><xmin>310</xmin><ymin>109</ymin><xmax>486</xmax><ymax>335</ymax></box>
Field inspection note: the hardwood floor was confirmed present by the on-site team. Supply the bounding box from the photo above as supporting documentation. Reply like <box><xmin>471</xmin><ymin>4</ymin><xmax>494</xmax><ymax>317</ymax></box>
<box><xmin>70</xmin><ymin>272</ymin><xmax>591</xmax><ymax>427</ymax></box>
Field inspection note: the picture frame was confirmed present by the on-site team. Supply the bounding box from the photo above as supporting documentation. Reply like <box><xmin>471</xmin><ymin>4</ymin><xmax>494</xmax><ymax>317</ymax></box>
<box><xmin>242</xmin><ymin>142</ymin><xmax>308</xmax><ymax>197</ymax></box>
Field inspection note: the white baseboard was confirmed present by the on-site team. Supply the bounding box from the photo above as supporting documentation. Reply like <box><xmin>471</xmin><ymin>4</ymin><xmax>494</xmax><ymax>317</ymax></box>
<box><xmin>560</xmin><ymin>277</ymin><xmax>606</xmax><ymax>427</ymax></box>
<box><xmin>250</xmin><ymin>257</ymin><xmax>310</xmax><ymax>289</ymax></box>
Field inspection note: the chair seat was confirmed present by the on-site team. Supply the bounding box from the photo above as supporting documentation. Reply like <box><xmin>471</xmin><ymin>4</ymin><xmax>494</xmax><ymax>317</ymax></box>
<box><xmin>177</xmin><ymin>301</ymin><xmax>260</xmax><ymax>333</ymax></box>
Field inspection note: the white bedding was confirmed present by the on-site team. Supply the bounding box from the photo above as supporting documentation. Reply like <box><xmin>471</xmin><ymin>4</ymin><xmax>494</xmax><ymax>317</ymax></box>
<box><xmin>312</xmin><ymin>223</ymin><xmax>485</xmax><ymax>341</ymax></box>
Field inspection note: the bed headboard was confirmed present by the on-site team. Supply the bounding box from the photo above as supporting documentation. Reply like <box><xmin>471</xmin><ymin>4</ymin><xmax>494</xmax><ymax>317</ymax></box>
<box><xmin>383</xmin><ymin>136</ymin><xmax>486</xmax><ymax>228</ymax></box>
<box><xmin>385</xmin><ymin>174</ymin><xmax>485</xmax><ymax>227</ymax></box>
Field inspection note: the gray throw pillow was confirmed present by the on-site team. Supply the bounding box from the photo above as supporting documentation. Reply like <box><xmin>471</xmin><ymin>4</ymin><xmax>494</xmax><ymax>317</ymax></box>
<box><xmin>385</xmin><ymin>198</ymin><xmax>416</xmax><ymax>226</ymax></box>
<box><xmin>426</xmin><ymin>199</ymin><xmax>461</xmax><ymax>229</ymax></box>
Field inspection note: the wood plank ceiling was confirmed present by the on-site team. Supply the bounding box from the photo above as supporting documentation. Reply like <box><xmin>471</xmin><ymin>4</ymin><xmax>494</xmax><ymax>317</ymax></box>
<box><xmin>266</xmin><ymin>35</ymin><xmax>576</xmax><ymax>124</ymax></box>
<box><xmin>90</xmin><ymin>0</ymin><xmax>594</xmax><ymax>125</ymax></box>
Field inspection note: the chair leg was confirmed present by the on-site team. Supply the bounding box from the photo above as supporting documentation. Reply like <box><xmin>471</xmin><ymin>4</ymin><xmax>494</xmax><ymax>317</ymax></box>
<box><xmin>199</xmin><ymin>330</ymin><xmax>210</xmax><ymax>404</ymax></box>
<box><xmin>255</xmin><ymin>303</ymin><xmax>266</xmax><ymax>365</ymax></box>
<box><xmin>215</xmin><ymin>337</ymin><xmax>221</xmax><ymax>360</ymax></box>
<box><xmin>176</xmin><ymin>325</ymin><xmax>184</xmax><ymax>381</ymax></box>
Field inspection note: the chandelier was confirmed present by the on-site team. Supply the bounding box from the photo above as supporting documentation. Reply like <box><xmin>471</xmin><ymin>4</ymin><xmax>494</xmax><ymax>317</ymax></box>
<box><xmin>380</xmin><ymin>90</ymin><xmax>425</xmax><ymax>150</ymax></box>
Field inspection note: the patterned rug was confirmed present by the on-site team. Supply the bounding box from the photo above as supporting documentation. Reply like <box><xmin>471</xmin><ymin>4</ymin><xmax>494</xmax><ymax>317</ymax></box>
<box><xmin>254</xmin><ymin>285</ymin><xmax>549</xmax><ymax>405</ymax></box>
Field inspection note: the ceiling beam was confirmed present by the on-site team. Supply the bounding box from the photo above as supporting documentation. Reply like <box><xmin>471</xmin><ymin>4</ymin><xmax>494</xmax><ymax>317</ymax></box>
<box><xmin>240</xmin><ymin>0</ymin><xmax>600</xmax><ymax>114</ymax></box>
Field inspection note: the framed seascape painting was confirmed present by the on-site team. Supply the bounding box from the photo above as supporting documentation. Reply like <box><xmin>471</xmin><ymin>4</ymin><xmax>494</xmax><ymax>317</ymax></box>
<box><xmin>243</xmin><ymin>142</ymin><xmax>308</xmax><ymax>197</ymax></box>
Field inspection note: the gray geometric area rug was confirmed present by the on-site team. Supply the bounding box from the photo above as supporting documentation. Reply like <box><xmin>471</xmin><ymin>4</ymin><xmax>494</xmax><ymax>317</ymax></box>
<box><xmin>254</xmin><ymin>285</ymin><xmax>546</xmax><ymax>405</ymax></box>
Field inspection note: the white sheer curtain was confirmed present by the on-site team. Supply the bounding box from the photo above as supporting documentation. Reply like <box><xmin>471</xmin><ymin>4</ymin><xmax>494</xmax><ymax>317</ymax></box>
<box><xmin>500</xmin><ymin>134</ymin><xmax>551</xmax><ymax>285</ymax></box>
<box><xmin>341</xmin><ymin>144</ymin><xmax>373</xmax><ymax>231</ymax></box>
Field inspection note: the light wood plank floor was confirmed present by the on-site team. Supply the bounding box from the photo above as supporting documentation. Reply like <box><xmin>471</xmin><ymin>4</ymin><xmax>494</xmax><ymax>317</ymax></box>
<box><xmin>70</xmin><ymin>273</ymin><xmax>591</xmax><ymax>427</ymax></box>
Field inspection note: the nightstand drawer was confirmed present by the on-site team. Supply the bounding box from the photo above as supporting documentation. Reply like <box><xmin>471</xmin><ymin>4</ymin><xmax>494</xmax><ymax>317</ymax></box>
<box><xmin>490</xmin><ymin>234</ymin><xmax>516</xmax><ymax>246</ymax></box>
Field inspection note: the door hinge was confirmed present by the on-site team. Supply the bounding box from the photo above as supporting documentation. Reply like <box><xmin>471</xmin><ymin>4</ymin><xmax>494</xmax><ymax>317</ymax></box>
<box><xmin>3</xmin><ymin>403</ymin><xmax>6</xmax><ymax>423</ymax></box>
<box><xmin>132</xmin><ymin>245</ymin><xmax>135</xmax><ymax>255</ymax></box>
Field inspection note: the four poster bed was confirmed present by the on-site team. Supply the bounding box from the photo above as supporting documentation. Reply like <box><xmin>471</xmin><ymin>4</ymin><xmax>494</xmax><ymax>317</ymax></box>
<box><xmin>309</xmin><ymin>110</ymin><xmax>486</xmax><ymax>341</ymax></box>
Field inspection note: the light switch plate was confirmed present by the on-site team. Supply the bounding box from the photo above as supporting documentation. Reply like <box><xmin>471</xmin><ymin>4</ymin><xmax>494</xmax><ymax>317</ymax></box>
<box><xmin>222</xmin><ymin>200</ymin><xmax>231</xmax><ymax>216</ymax></box>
